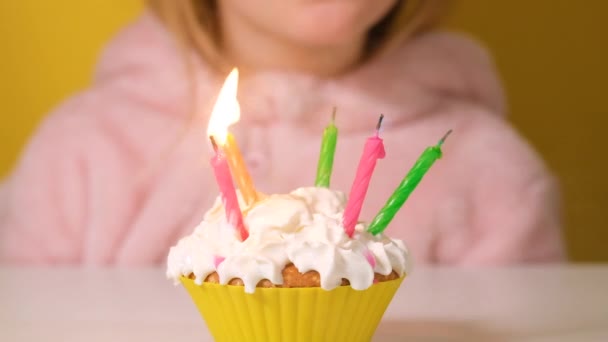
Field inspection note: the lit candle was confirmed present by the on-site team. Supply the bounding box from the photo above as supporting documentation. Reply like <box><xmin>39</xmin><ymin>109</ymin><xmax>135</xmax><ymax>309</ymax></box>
<box><xmin>343</xmin><ymin>115</ymin><xmax>386</xmax><ymax>238</ymax></box>
<box><xmin>208</xmin><ymin>68</ymin><xmax>258</xmax><ymax>206</ymax></box>
<box><xmin>225</xmin><ymin>133</ymin><xmax>258</xmax><ymax>205</ymax></box>
<box><xmin>367</xmin><ymin>130</ymin><xmax>452</xmax><ymax>235</ymax></box>
<box><xmin>315</xmin><ymin>108</ymin><xmax>338</xmax><ymax>187</ymax></box>
<box><xmin>210</xmin><ymin>137</ymin><xmax>248</xmax><ymax>241</ymax></box>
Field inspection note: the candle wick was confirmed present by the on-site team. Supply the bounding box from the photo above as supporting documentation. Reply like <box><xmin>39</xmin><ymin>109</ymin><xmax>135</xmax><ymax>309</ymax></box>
<box><xmin>332</xmin><ymin>107</ymin><xmax>337</xmax><ymax>123</ymax></box>
<box><xmin>438</xmin><ymin>129</ymin><xmax>453</xmax><ymax>146</ymax></box>
<box><xmin>375</xmin><ymin>114</ymin><xmax>385</xmax><ymax>136</ymax></box>
<box><xmin>209</xmin><ymin>136</ymin><xmax>219</xmax><ymax>152</ymax></box>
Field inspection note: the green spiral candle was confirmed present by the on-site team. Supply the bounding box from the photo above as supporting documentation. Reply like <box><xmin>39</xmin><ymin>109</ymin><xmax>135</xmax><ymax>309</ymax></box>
<box><xmin>315</xmin><ymin>108</ymin><xmax>338</xmax><ymax>187</ymax></box>
<box><xmin>367</xmin><ymin>130</ymin><xmax>452</xmax><ymax>235</ymax></box>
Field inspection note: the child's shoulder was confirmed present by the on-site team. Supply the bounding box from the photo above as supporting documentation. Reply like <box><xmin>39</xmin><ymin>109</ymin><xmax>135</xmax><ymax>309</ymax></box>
<box><xmin>394</xmin><ymin>30</ymin><xmax>505</xmax><ymax>114</ymax></box>
<box><xmin>20</xmin><ymin>12</ymin><xmax>195</xmax><ymax>173</ymax></box>
<box><xmin>93</xmin><ymin>11</ymin><xmax>185</xmax><ymax>85</ymax></box>
<box><xmin>399</xmin><ymin>30</ymin><xmax>494</xmax><ymax>67</ymax></box>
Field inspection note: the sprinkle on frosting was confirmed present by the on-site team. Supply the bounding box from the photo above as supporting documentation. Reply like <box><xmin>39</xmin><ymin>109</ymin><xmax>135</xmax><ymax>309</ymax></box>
<box><xmin>167</xmin><ymin>187</ymin><xmax>411</xmax><ymax>293</ymax></box>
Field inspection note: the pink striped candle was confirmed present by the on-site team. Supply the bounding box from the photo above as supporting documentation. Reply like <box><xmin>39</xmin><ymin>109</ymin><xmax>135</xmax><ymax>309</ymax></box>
<box><xmin>343</xmin><ymin>115</ymin><xmax>386</xmax><ymax>237</ymax></box>
<box><xmin>210</xmin><ymin>137</ymin><xmax>249</xmax><ymax>241</ymax></box>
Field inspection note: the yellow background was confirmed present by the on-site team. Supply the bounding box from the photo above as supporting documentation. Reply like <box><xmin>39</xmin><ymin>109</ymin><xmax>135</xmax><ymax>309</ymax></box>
<box><xmin>1</xmin><ymin>1</ymin><xmax>606</xmax><ymax>261</ymax></box>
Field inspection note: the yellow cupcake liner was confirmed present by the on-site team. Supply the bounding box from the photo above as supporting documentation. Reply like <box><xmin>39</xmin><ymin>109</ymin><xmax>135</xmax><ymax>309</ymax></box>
<box><xmin>181</xmin><ymin>276</ymin><xmax>404</xmax><ymax>342</ymax></box>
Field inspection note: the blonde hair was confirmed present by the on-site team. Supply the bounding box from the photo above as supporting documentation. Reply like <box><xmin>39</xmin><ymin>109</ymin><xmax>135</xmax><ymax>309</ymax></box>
<box><xmin>147</xmin><ymin>0</ymin><xmax>449</xmax><ymax>73</ymax></box>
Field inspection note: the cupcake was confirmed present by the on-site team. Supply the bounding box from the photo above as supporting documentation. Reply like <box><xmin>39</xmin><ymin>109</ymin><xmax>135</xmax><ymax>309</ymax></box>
<box><xmin>167</xmin><ymin>186</ymin><xmax>411</xmax><ymax>341</ymax></box>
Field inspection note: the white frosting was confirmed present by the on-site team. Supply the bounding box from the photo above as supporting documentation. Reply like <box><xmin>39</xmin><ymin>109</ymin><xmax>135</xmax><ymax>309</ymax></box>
<box><xmin>167</xmin><ymin>187</ymin><xmax>411</xmax><ymax>293</ymax></box>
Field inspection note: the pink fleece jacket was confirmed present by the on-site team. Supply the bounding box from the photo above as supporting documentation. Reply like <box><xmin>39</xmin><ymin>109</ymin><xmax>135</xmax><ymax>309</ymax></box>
<box><xmin>0</xmin><ymin>13</ymin><xmax>565</xmax><ymax>266</ymax></box>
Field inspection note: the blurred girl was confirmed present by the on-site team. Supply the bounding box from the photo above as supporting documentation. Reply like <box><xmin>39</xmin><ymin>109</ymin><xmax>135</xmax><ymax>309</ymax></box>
<box><xmin>0</xmin><ymin>0</ymin><xmax>564</xmax><ymax>264</ymax></box>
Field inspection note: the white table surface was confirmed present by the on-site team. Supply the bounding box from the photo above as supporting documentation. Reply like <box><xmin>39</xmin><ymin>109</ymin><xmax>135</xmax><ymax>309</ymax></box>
<box><xmin>1</xmin><ymin>265</ymin><xmax>607</xmax><ymax>341</ymax></box>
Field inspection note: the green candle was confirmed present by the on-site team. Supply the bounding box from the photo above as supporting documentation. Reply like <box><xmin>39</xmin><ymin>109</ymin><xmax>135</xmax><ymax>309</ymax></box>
<box><xmin>367</xmin><ymin>130</ymin><xmax>452</xmax><ymax>235</ymax></box>
<box><xmin>315</xmin><ymin>108</ymin><xmax>338</xmax><ymax>187</ymax></box>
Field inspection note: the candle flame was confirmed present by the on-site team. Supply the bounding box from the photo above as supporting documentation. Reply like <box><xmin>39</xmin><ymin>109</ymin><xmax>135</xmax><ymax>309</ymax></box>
<box><xmin>207</xmin><ymin>68</ymin><xmax>240</xmax><ymax>146</ymax></box>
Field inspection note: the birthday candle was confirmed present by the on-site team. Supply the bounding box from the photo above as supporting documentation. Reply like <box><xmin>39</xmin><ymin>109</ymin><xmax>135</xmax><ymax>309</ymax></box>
<box><xmin>343</xmin><ymin>115</ymin><xmax>386</xmax><ymax>237</ymax></box>
<box><xmin>210</xmin><ymin>137</ymin><xmax>249</xmax><ymax>241</ymax></box>
<box><xmin>207</xmin><ymin>68</ymin><xmax>258</xmax><ymax>207</ymax></box>
<box><xmin>367</xmin><ymin>130</ymin><xmax>452</xmax><ymax>235</ymax></box>
<box><xmin>225</xmin><ymin>132</ymin><xmax>258</xmax><ymax>205</ymax></box>
<box><xmin>315</xmin><ymin>108</ymin><xmax>338</xmax><ymax>187</ymax></box>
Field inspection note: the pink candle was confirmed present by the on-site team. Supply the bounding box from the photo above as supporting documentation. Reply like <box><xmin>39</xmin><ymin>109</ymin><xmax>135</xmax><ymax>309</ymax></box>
<box><xmin>210</xmin><ymin>137</ymin><xmax>249</xmax><ymax>241</ymax></box>
<box><xmin>343</xmin><ymin>115</ymin><xmax>386</xmax><ymax>237</ymax></box>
